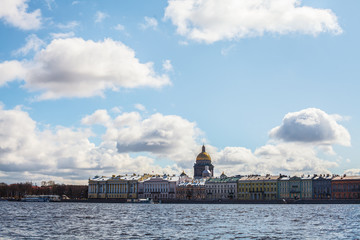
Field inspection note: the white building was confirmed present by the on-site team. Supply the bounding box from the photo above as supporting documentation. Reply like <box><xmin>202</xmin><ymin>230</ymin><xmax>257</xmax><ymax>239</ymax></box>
<box><xmin>88</xmin><ymin>174</ymin><xmax>140</xmax><ymax>199</ymax></box>
<box><xmin>205</xmin><ymin>173</ymin><xmax>240</xmax><ymax>200</ymax></box>
<box><xmin>138</xmin><ymin>174</ymin><xmax>179</xmax><ymax>201</ymax></box>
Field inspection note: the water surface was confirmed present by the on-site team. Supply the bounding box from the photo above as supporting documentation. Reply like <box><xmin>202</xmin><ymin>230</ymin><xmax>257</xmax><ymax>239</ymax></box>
<box><xmin>1</xmin><ymin>202</ymin><xmax>359</xmax><ymax>239</ymax></box>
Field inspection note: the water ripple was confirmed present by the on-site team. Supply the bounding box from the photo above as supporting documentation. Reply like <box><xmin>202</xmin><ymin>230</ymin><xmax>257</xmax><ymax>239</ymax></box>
<box><xmin>0</xmin><ymin>202</ymin><xmax>359</xmax><ymax>239</ymax></box>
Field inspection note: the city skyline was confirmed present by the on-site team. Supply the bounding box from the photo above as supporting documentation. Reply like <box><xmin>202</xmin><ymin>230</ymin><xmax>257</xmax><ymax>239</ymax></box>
<box><xmin>0</xmin><ymin>0</ymin><xmax>359</xmax><ymax>184</ymax></box>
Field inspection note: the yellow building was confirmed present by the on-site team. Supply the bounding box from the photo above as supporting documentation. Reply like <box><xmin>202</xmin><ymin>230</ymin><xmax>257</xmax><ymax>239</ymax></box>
<box><xmin>263</xmin><ymin>175</ymin><xmax>278</xmax><ymax>200</ymax></box>
<box><xmin>238</xmin><ymin>175</ymin><xmax>278</xmax><ymax>200</ymax></box>
<box><xmin>88</xmin><ymin>174</ymin><xmax>142</xmax><ymax>199</ymax></box>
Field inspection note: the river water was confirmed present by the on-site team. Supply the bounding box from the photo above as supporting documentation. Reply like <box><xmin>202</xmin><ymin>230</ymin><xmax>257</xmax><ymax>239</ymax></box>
<box><xmin>1</xmin><ymin>202</ymin><xmax>359</xmax><ymax>239</ymax></box>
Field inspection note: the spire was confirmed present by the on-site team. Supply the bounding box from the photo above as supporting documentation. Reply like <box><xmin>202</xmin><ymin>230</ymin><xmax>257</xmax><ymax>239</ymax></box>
<box><xmin>202</xmin><ymin>144</ymin><xmax>205</xmax><ymax>153</ymax></box>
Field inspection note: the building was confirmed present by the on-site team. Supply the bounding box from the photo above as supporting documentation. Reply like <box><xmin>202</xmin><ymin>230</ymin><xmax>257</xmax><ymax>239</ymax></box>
<box><xmin>205</xmin><ymin>173</ymin><xmax>240</xmax><ymax>200</ymax></box>
<box><xmin>239</xmin><ymin>175</ymin><xmax>265</xmax><ymax>200</ymax></box>
<box><xmin>176</xmin><ymin>179</ymin><xmax>206</xmax><ymax>200</ymax></box>
<box><xmin>312</xmin><ymin>174</ymin><xmax>333</xmax><ymax>199</ymax></box>
<box><xmin>238</xmin><ymin>175</ymin><xmax>278</xmax><ymax>200</ymax></box>
<box><xmin>193</xmin><ymin>145</ymin><xmax>214</xmax><ymax>179</ymax></box>
<box><xmin>138</xmin><ymin>174</ymin><xmax>178</xmax><ymax>201</ymax></box>
<box><xmin>288</xmin><ymin>176</ymin><xmax>302</xmax><ymax>199</ymax></box>
<box><xmin>278</xmin><ymin>175</ymin><xmax>313</xmax><ymax>200</ymax></box>
<box><xmin>332</xmin><ymin>175</ymin><xmax>360</xmax><ymax>199</ymax></box>
<box><xmin>263</xmin><ymin>175</ymin><xmax>279</xmax><ymax>200</ymax></box>
<box><xmin>278</xmin><ymin>175</ymin><xmax>290</xmax><ymax>199</ymax></box>
<box><xmin>88</xmin><ymin>174</ymin><xmax>140</xmax><ymax>199</ymax></box>
<box><xmin>301</xmin><ymin>175</ymin><xmax>313</xmax><ymax>199</ymax></box>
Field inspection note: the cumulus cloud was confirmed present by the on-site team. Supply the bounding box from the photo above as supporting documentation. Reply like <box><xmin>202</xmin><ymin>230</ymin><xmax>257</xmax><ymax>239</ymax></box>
<box><xmin>0</xmin><ymin>106</ymin><xmax>352</xmax><ymax>183</ymax></box>
<box><xmin>0</xmin><ymin>0</ymin><xmax>42</xmax><ymax>30</ymax></box>
<box><xmin>213</xmin><ymin>143</ymin><xmax>338</xmax><ymax>177</ymax></box>
<box><xmin>140</xmin><ymin>16</ymin><xmax>158</xmax><ymax>30</ymax></box>
<box><xmin>80</xmin><ymin>109</ymin><xmax>204</xmax><ymax>168</ymax></box>
<box><xmin>13</xmin><ymin>34</ymin><xmax>45</xmax><ymax>56</ymax></box>
<box><xmin>81</xmin><ymin>109</ymin><xmax>112</xmax><ymax>127</ymax></box>
<box><xmin>0</xmin><ymin>106</ymin><xmax>182</xmax><ymax>184</ymax></box>
<box><xmin>0</xmin><ymin>38</ymin><xmax>171</xmax><ymax>100</ymax></box>
<box><xmin>99</xmin><ymin>112</ymin><xmax>203</xmax><ymax>167</ymax></box>
<box><xmin>269</xmin><ymin>108</ymin><xmax>351</xmax><ymax>146</ymax></box>
<box><xmin>213</xmin><ymin>108</ymin><xmax>351</xmax><ymax>176</ymax></box>
<box><xmin>0</xmin><ymin>61</ymin><xmax>26</xmax><ymax>86</ymax></box>
<box><xmin>164</xmin><ymin>0</ymin><xmax>342</xmax><ymax>43</ymax></box>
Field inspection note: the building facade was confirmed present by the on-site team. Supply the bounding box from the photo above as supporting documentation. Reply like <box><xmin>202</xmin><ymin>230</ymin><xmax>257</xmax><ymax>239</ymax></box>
<box><xmin>138</xmin><ymin>174</ymin><xmax>178</xmax><ymax>201</ymax></box>
<box><xmin>88</xmin><ymin>175</ymin><xmax>139</xmax><ymax>199</ymax></box>
<box><xmin>312</xmin><ymin>174</ymin><xmax>333</xmax><ymax>199</ymax></box>
<box><xmin>332</xmin><ymin>175</ymin><xmax>360</xmax><ymax>199</ymax></box>
<box><xmin>193</xmin><ymin>145</ymin><xmax>214</xmax><ymax>179</ymax></box>
<box><xmin>205</xmin><ymin>173</ymin><xmax>240</xmax><ymax>200</ymax></box>
<box><xmin>278</xmin><ymin>175</ymin><xmax>290</xmax><ymax>199</ymax></box>
<box><xmin>263</xmin><ymin>175</ymin><xmax>278</xmax><ymax>200</ymax></box>
<box><xmin>238</xmin><ymin>175</ymin><xmax>278</xmax><ymax>200</ymax></box>
<box><xmin>176</xmin><ymin>179</ymin><xmax>206</xmax><ymax>200</ymax></box>
<box><xmin>301</xmin><ymin>175</ymin><xmax>313</xmax><ymax>199</ymax></box>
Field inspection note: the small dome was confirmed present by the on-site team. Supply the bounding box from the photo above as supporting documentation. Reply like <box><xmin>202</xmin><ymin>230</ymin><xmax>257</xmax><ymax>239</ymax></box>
<box><xmin>202</xmin><ymin>169</ymin><xmax>211</xmax><ymax>178</ymax></box>
<box><xmin>196</xmin><ymin>145</ymin><xmax>211</xmax><ymax>161</ymax></box>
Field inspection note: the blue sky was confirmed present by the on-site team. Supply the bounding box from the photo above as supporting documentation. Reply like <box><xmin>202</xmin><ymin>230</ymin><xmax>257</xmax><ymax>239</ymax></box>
<box><xmin>0</xmin><ymin>0</ymin><xmax>359</xmax><ymax>184</ymax></box>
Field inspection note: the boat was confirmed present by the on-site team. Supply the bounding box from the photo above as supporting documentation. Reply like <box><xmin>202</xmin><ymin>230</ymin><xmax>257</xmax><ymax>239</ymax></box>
<box><xmin>21</xmin><ymin>195</ymin><xmax>61</xmax><ymax>202</ymax></box>
<box><xmin>127</xmin><ymin>198</ymin><xmax>154</xmax><ymax>204</ymax></box>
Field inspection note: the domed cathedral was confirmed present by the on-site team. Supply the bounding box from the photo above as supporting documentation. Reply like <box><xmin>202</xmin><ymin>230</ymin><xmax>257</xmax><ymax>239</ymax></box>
<box><xmin>193</xmin><ymin>145</ymin><xmax>214</xmax><ymax>179</ymax></box>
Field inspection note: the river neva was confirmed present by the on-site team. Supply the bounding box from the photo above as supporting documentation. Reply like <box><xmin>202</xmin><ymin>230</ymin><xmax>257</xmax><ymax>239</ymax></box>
<box><xmin>1</xmin><ymin>202</ymin><xmax>359</xmax><ymax>239</ymax></box>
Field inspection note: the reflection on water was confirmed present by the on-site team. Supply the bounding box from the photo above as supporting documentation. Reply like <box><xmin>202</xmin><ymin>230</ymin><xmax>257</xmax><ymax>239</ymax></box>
<box><xmin>1</xmin><ymin>202</ymin><xmax>359</xmax><ymax>239</ymax></box>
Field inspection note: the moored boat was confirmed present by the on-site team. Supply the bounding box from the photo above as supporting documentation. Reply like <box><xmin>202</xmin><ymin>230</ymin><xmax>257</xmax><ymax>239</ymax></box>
<box><xmin>21</xmin><ymin>195</ymin><xmax>61</xmax><ymax>202</ymax></box>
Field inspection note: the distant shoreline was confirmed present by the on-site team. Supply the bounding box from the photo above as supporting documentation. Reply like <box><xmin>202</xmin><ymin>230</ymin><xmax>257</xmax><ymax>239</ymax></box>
<box><xmin>59</xmin><ymin>199</ymin><xmax>360</xmax><ymax>204</ymax></box>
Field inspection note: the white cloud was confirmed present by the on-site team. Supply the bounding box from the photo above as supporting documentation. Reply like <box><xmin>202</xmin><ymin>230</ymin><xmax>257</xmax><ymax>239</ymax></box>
<box><xmin>212</xmin><ymin>143</ymin><xmax>338</xmax><ymax>177</ymax></box>
<box><xmin>140</xmin><ymin>16</ymin><xmax>158</xmax><ymax>30</ymax></box>
<box><xmin>344</xmin><ymin>169</ymin><xmax>360</xmax><ymax>176</ymax></box>
<box><xmin>134</xmin><ymin>104</ymin><xmax>146</xmax><ymax>112</ymax></box>
<box><xmin>164</xmin><ymin>0</ymin><xmax>342</xmax><ymax>43</ymax></box>
<box><xmin>162</xmin><ymin>59</ymin><xmax>173</xmax><ymax>72</ymax></box>
<box><xmin>80</xmin><ymin>110</ymin><xmax>203</xmax><ymax>168</ymax></box>
<box><xmin>0</xmin><ymin>38</ymin><xmax>171</xmax><ymax>100</ymax></box>
<box><xmin>50</xmin><ymin>31</ymin><xmax>75</xmax><ymax>39</ymax></box>
<box><xmin>0</xmin><ymin>61</ymin><xmax>26</xmax><ymax>86</ymax></box>
<box><xmin>0</xmin><ymin>0</ymin><xmax>42</xmax><ymax>30</ymax></box>
<box><xmin>108</xmin><ymin>112</ymin><xmax>202</xmax><ymax>166</ymax></box>
<box><xmin>57</xmin><ymin>21</ymin><xmax>79</xmax><ymax>29</ymax></box>
<box><xmin>0</xmin><ymin>106</ymin><xmax>182</xmax><ymax>184</ymax></box>
<box><xmin>269</xmin><ymin>108</ymin><xmax>351</xmax><ymax>147</ymax></box>
<box><xmin>0</xmin><ymin>106</ymin><xmax>352</xmax><ymax>183</ymax></box>
<box><xmin>95</xmin><ymin>11</ymin><xmax>108</xmax><ymax>23</ymax></box>
<box><xmin>13</xmin><ymin>34</ymin><xmax>45</xmax><ymax>56</ymax></box>
<box><xmin>213</xmin><ymin>108</ymin><xmax>351</xmax><ymax>176</ymax></box>
<box><xmin>81</xmin><ymin>109</ymin><xmax>112</xmax><ymax>127</ymax></box>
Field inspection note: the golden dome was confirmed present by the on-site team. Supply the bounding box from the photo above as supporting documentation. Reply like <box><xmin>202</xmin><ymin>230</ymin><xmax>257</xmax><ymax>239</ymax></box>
<box><xmin>196</xmin><ymin>145</ymin><xmax>211</xmax><ymax>161</ymax></box>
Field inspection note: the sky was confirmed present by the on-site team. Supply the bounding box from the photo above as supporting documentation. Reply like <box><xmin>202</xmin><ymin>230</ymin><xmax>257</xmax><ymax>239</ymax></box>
<box><xmin>0</xmin><ymin>0</ymin><xmax>359</xmax><ymax>184</ymax></box>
